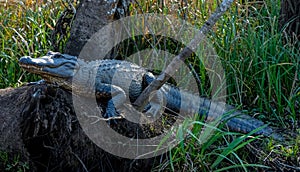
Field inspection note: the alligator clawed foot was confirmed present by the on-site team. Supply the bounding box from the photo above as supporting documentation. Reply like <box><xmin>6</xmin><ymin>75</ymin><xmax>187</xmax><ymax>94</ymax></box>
<box><xmin>142</xmin><ymin>104</ymin><xmax>151</xmax><ymax>112</ymax></box>
<box><xmin>31</xmin><ymin>86</ymin><xmax>47</xmax><ymax>136</ymax></box>
<box><xmin>144</xmin><ymin>103</ymin><xmax>164</xmax><ymax>118</ymax></box>
<box><xmin>23</xmin><ymin>84</ymin><xmax>47</xmax><ymax>113</ymax></box>
<box><xmin>143</xmin><ymin>90</ymin><xmax>166</xmax><ymax>118</ymax></box>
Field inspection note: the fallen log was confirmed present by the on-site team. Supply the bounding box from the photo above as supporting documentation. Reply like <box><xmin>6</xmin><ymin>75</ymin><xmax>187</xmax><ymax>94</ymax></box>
<box><xmin>0</xmin><ymin>85</ymin><xmax>166</xmax><ymax>171</ymax></box>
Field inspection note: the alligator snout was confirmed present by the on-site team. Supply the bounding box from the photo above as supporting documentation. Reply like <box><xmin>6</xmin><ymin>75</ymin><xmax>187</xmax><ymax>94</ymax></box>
<box><xmin>19</xmin><ymin>56</ymin><xmax>32</xmax><ymax>65</ymax></box>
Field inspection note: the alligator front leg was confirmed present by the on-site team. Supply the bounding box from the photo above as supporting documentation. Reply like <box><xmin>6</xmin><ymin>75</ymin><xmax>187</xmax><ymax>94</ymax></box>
<box><xmin>95</xmin><ymin>83</ymin><xmax>126</xmax><ymax>119</ymax></box>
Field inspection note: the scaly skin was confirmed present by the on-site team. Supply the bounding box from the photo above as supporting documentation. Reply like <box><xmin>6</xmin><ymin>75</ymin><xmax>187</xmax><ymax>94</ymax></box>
<box><xmin>19</xmin><ymin>51</ymin><xmax>282</xmax><ymax>140</ymax></box>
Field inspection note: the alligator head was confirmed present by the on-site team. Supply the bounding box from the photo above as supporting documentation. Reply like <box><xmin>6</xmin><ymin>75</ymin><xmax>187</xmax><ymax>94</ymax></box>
<box><xmin>19</xmin><ymin>51</ymin><xmax>80</xmax><ymax>88</ymax></box>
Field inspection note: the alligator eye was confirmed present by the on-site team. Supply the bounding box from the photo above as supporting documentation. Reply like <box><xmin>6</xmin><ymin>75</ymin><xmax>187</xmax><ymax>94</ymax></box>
<box><xmin>46</xmin><ymin>51</ymin><xmax>52</xmax><ymax>55</ymax></box>
<box><xmin>47</xmin><ymin>51</ymin><xmax>57</xmax><ymax>56</ymax></box>
<box><xmin>53</xmin><ymin>54</ymin><xmax>62</xmax><ymax>58</ymax></box>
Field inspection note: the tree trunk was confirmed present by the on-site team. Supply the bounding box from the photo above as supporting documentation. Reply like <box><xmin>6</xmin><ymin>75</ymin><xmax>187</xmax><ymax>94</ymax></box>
<box><xmin>64</xmin><ymin>0</ymin><xmax>130</xmax><ymax>57</ymax></box>
<box><xmin>279</xmin><ymin>0</ymin><xmax>300</xmax><ymax>43</ymax></box>
<box><xmin>0</xmin><ymin>85</ymin><xmax>164</xmax><ymax>171</ymax></box>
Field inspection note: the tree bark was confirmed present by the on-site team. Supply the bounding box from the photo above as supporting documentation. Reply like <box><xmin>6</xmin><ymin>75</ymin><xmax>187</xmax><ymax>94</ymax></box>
<box><xmin>64</xmin><ymin>0</ymin><xmax>130</xmax><ymax>56</ymax></box>
<box><xmin>0</xmin><ymin>87</ymin><xmax>33</xmax><ymax>170</ymax></box>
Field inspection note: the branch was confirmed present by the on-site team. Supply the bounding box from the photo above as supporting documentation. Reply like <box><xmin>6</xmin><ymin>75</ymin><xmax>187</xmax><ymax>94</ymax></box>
<box><xmin>133</xmin><ymin>0</ymin><xmax>234</xmax><ymax>109</ymax></box>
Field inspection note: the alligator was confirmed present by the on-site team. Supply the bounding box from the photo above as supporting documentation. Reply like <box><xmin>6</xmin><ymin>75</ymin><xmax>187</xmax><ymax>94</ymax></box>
<box><xmin>19</xmin><ymin>51</ymin><xmax>282</xmax><ymax>140</ymax></box>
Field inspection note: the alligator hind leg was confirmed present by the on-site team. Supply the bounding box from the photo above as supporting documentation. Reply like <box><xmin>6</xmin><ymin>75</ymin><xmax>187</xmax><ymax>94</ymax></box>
<box><xmin>142</xmin><ymin>72</ymin><xmax>156</xmax><ymax>85</ymax></box>
<box><xmin>142</xmin><ymin>72</ymin><xmax>166</xmax><ymax>118</ymax></box>
<box><xmin>143</xmin><ymin>90</ymin><xmax>166</xmax><ymax>118</ymax></box>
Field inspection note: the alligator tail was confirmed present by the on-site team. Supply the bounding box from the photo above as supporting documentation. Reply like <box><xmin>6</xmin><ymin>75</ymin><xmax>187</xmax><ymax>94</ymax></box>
<box><xmin>224</xmin><ymin>109</ymin><xmax>284</xmax><ymax>141</ymax></box>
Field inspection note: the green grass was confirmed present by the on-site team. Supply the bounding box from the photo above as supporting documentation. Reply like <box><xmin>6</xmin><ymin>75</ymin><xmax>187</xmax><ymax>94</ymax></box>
<box><xmin>0</xmin><ymin>151</ymin><xmax>29</xmax><ymax>172</ymax></box>
<box><xmin>0</xmin><ymin>0</ymin><xmax>66</xmax><ymax>88</ymax></box>
<box><xmin>214</xmin><ymin>1</ymin><xmax>298</xmax><ymax>123</ymax></box>
<box><xmin>152</xmin><ymin>117</ymin><xmax>271</xmax><ymax>171</ymax></box>
<box><xmin>0</xmin><ymin>0</ymin><xmax>299</xmax><ymax>171</ymax></box>
<box><xmin>130</xmin><ymin>0</ymin><xmax>299</xmax><ymax>171</ymax></box>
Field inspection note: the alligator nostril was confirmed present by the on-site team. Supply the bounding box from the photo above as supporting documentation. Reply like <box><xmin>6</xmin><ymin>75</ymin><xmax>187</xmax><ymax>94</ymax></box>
<box><xmin>19</xmin><ymin>56</ymin><xmax>31</xmax><ymax>64</ymax></box>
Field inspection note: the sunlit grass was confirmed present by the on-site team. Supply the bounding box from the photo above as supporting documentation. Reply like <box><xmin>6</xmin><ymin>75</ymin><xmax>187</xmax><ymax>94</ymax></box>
<box><xmin>0</xmin><ymin>0</ymin><xmax>66</xmax><ymax>88</ymax></box>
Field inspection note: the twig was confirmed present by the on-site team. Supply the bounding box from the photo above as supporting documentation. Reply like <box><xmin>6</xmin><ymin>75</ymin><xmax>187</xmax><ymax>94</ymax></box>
<box><xmin>133</xmin><ymin>0</ymin><xmax>234</xmax><ymax>110</ymax></box>
<box><xmin>71</xmin><ymin>151</ymin><xmax>89</xmax><ymax>172</ymax></box>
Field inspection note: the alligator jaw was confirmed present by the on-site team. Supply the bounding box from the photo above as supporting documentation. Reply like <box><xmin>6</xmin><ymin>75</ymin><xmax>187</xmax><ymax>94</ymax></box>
<box><xmin>19</xmin><ymin>60</ymin><xmax>44</xmax><ymax>73</ymax></box>
<box><xmin>19</xmin><ymin>54</ymin><xmax>79</xmax><ymax>79</ymax></box>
